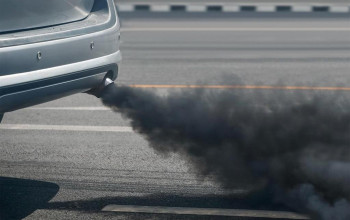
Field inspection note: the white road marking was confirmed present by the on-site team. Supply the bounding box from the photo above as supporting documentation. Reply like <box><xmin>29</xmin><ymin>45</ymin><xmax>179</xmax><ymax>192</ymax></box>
<box><xmin>223</xmin><ymin>5</ymin><xmax>240</xmax><ymax>12</ymax></box>
<box><xmin>150</xmin><ymin>5</ymin><xmax>170</xmax><ymax>12</ymax></box>
<box><xmin>117</xmin><ymin>4</ymin><xmax>134</xmax><ymax>12</ymax></box>
<box><xmin>28</xmin><ymin>107</ymin><xmax>111</xmax><ymax>111</ymax></box>
<box><xmin>187</xmin><ymin>5</ymin><xmax>206</xmax><ymax>12</ymax></box>
<box><xmin>292</xmin><ymin>5</ymin><xmax>312</xmax><ymax>12</ymax></box>
<box><xmin>102</xmin><ymin>205</ymin><xmax>309</xmax><ymax>219</ymax></box>
<box><xmin>330</xmin><ymin>6</ymin><xmax>350</xmax><ymax>13</ymax></box>
<box><xmin>257</xmin><ymin>5</ymin><xmax>276</xmax><ymax>12</ymax></box>
<box><xmin>0</xmin><ymin>124</ymin><xmax>133</xmax><ymax>132</ymax></box>
<box><xmin>121</xmin><ymin>27</ymin><xmax>350</xmax><ymax>32</ymax></box>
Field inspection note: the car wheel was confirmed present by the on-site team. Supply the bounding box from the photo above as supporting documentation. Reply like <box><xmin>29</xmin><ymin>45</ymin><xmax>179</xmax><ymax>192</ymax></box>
<box><xmin>0</xmin><ymin>114</ymin><xmax>3</xmax><ymax>123</ymax></box>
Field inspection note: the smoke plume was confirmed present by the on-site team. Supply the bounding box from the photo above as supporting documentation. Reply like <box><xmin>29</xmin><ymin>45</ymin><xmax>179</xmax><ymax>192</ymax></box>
<box><xmin>100</xmin><ymin>83</ymin><xmax>350</xmax><ymax>219</ymax></box>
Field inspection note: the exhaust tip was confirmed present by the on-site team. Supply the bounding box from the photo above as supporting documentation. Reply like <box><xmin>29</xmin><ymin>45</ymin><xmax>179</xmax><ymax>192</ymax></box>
<box><xmin>104</xmin><ymin>78</ymin><xmax>114</xmax><ymax>87</ymax></box>
<box><xmin>87</xmin><ymin>77</ymin><xmax>115</xmax><ymax>98</ymax></box>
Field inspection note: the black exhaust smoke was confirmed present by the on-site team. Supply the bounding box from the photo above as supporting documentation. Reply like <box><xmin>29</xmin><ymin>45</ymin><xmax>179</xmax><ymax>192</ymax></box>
<box><xmin>100</xmin><ymin>82</ymin><xmax>350</xmax><ymax>220</ymax></box>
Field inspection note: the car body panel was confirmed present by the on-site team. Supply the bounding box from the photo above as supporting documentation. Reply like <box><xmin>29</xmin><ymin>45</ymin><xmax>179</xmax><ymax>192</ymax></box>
<box><xmin>0</xmin><ymin>0</ymin><xmax>121</xmax><ymax>113</ymax></box>
<box><xmin>0</xmin><ymin>0</ymin><xmax>117</xmax><ymax>48</ymax></box>
<box><xmin>0</xmin><ymin>21</ymin><xmax>120</xmax><ymax>77</ymax></box>
<box><xmin>0</xmin><ymin>0</ymin><xmax>94</xmax><ymax>33</ymax></box>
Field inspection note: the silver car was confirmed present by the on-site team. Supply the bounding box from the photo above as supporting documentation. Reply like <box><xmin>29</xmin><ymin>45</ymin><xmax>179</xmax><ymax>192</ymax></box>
<box><xmin>0</xmin><ymin>0</ymin><xmax>121</xmax><ymax>122</ymax></box>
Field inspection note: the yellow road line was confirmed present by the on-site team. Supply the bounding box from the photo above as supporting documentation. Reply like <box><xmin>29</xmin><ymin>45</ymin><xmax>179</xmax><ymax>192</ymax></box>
<box><xmin>129</xmin><ymin>84</ymin><xmax>350</xmax><ymax>91</ymax></box>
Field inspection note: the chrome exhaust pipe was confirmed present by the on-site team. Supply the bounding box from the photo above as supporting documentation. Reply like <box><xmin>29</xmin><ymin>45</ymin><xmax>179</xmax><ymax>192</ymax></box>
<box><xmin>103</xmin><ymin>78</ymin><xmax>114</xmax><ymax>87</ymax></box>
<box><xmin>87</xmin><ymin>77</ymin><xmax>115</xmax><ymax>98</ymax></box>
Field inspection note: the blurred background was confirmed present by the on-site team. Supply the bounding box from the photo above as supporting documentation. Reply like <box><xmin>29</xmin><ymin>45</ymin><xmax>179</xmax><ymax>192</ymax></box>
<box><xmin>111</xmin><ymin>0</ymin><xmax>350</xmax><ymax>87</ymax></box>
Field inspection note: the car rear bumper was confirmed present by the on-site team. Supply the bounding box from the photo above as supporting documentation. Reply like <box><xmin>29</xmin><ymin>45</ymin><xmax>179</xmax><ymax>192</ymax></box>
<box><xmin>0</xmin><ymin>14</ymin><xmax>120</xmax><ymax>77</ymax></box>
<box><xmin>0</xmin><ymin>51</ymin><xmax>121</xmax><ymax>113</ymax></box>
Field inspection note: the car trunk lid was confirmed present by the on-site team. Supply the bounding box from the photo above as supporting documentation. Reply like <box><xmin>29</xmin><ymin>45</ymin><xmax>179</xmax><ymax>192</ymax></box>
<box><xmin>0</xmin><ymin>0</ymin><xmax>94</xmax><ymax>33</ymax></box>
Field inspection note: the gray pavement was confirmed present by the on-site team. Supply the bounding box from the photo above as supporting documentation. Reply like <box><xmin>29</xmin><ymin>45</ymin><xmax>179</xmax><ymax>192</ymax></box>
<box><xmin>1</xmin><ymin>14</ymin><xmax>350</xmax><ymax>219</ymax></box>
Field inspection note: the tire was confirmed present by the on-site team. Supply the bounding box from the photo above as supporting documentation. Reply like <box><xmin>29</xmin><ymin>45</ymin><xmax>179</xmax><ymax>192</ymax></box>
<box><xmin>0</xmin><ymin>114</ymin><xmax>3</xmax><ymax>123</ymax></box>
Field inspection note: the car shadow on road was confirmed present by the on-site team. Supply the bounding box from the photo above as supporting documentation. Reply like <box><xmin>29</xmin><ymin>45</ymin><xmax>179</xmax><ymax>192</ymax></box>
<box><xmin>0</xmin><ymin>176</ymin><xmax>59</xmax><ymax>220</ymax></box>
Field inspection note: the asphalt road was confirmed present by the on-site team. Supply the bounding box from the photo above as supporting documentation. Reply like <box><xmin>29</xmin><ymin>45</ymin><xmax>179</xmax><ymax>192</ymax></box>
<box><xmin>1</xmin><ymin>13</ymin><xmax>350</xmax><ymax>219</ymax></box>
